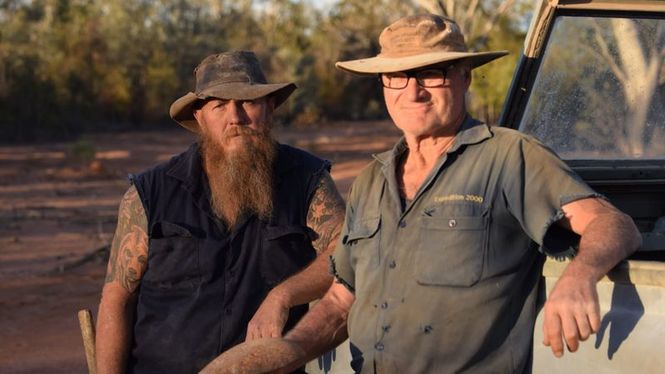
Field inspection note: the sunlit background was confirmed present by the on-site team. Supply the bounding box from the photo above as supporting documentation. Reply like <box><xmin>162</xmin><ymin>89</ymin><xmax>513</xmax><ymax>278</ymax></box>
<box><xmin>0</xmin><ymin>0</ymin><xmax>535</xmax><ymax>143</ymax></box>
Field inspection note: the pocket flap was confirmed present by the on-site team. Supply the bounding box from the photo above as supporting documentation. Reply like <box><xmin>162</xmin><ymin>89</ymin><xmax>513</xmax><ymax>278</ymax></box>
<box><xmin>265</xmin><ymin>224</ymin><xmax>314</xmax><ymax>241</ymax></box>
<box><xmin>345</xmin><ymin>216</ymin><xmax>381</xmax><ymax>243</ymax></box>
<box><xmin>151</xmin><ymin>221</ymin><xmax>194</xmax><ymax>238</ymax></box>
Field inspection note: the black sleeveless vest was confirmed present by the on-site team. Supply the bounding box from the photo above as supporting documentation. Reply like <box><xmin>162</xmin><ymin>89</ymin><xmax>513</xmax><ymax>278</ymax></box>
<box><xmin>128</xmin><ymin>143</ymin><xmax>329</xmax><ymax>373</ymax></box>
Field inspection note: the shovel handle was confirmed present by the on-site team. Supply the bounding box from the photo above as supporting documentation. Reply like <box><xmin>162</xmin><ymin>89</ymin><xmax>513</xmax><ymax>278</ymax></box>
<box><xmin>78</xmin><ymin>309</ymin><xmax>97</xmax><ymax>374</ymax></box>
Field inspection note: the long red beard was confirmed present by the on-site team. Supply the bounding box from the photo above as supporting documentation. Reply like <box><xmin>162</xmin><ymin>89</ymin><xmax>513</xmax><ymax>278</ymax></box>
<box><xmin>199</xmin><ymin>127</ymin><xmax>276</xmax><ymax>230</ymax></box>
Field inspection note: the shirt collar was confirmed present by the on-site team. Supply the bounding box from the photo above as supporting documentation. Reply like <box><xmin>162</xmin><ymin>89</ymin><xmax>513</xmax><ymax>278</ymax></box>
<box><xmin>373</xmin><ymin>114</ymin><xmax>494</xmax><ymax>166</ymax></box>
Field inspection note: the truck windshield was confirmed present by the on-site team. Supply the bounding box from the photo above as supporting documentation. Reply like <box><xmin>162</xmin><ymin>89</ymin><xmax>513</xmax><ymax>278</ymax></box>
<box><xmin>518</xmin><ymin>15</ymin><xmax>665</xmax><ymax>160</ymax></box>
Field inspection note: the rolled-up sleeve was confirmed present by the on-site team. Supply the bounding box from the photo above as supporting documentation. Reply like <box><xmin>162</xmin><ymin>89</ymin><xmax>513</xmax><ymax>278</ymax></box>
<box><xmin>502</xmin><ymin>135</ymin><xmax>604</xmax><ymax>258</ymax></box>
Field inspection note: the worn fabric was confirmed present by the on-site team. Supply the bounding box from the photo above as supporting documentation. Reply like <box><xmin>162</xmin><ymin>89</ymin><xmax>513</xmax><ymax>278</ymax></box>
<box><xmin>331</xmin><ymin>116</ymin><xmax>601</xmax><ymax>373</ymax></box>
<box><xmin>335</xmin><ymin>14</ymin><xmax>507</xmax><ymax>75</ymax></box>
<box><xmin>128</xmin><ymin>143</ymin><xmax>329</xmax><ymax>374</ymax></box>
<box><xmin>170</xmin><ymin>51</ymin><xmax>296</xmax><ymax>132</ymax></box>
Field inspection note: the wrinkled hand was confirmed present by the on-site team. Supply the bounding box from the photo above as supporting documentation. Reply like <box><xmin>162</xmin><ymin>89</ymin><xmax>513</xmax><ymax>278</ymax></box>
<box><xmin>542</xmin><ymin>275</ymin><xmax>601</xmax><ymax>357</ymax></box>
<box><xmin>246</xmin><ymin>290</ymin><xmax>290</xmax><ymax>341</ymax></box>
<box><xmin>199</xmin><ymin>337</ymin><xmax>305</xmax><ymax>374</ymax></box>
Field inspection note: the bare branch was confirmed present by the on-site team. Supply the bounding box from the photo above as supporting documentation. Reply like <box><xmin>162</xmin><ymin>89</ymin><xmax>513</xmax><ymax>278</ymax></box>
<box><xmin>444</xmin><ymin>0</ymin><xmax>455</xmax><ymax>19</ymax></box>
<box><xmin>482</xmin><ymin>0</ymin><xmax>515</xmax><ymax>33</ymax></box>
<box><xmin>465</xmin><ymin>0</ymin><xmax>480</xmax><ymax>24</ymax></box>
<box><xmin>453</xmin><ymin>0</ymin><xmax>480</xmax><ymax>36</ymax></box>
<box><xmin>656</xmin><ymin>22</ymin><xmax>665</xmax><ymax>59</ymax></box>
<box><xmin>416</xmin><ymin>0</ymin><xmax>444</xmax><ymax>16</ymax></box>
<box><xmin>436</xmin><ymin>0</ymin><xmax>445</xmax><ymax>15</ymax></box>
<box><xmin>591</xmin><ymin>21</ymin><xmax>627</xmax><ymax>85</ymax></box>
<box><xmin>475</xmin><ymin>0</ymin><xmax>515</xmax><ymax>48</ymax></box>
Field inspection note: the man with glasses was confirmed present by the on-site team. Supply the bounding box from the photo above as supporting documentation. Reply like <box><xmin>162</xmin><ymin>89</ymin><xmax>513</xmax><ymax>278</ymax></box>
<box><xmin>201</xmin><ymin>14</ymin><xmax>640</xmax><ymax>373</ymax></box>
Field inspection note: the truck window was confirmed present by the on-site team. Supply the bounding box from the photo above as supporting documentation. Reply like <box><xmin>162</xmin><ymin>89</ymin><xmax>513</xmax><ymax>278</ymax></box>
<box><xmin>518</xmin><ymin>15</ymin><xmax>665</xmax><ymax>160</ymax></box>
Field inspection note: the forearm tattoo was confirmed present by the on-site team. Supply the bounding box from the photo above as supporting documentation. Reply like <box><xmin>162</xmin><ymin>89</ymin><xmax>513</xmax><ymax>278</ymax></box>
<box><xmin>307</xmin><ymin>171</ymin><xmax>345</xmax><ymax>255</ymax></box>
<box><xmin>105</xmin><ymin>185</ymin><xmax>149</xmax><ymax>294</ymax></box>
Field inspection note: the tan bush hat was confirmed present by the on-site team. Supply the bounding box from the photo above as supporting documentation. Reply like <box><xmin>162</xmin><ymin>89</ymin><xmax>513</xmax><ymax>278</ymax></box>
<box><xmin>170</xmin><ymin>51</ymin><xmax>296</xmax><ymax>132</ymax></box>
<box><xmin>336</xmin><ymin>14</ymin><xmax>508</xmax><ymax>74</ymax></box>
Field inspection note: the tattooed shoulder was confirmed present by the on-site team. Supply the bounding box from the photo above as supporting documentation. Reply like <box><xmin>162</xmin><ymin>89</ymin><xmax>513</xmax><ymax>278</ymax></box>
<box><xmin>105</xmin><ymin>185</ymin><xmax>149</xmax><ymax>294</ymax></box>
<box><xmin>307</xmin><ymin>171</ymin><xmax>345</xmax><ymax>255</ymax></box>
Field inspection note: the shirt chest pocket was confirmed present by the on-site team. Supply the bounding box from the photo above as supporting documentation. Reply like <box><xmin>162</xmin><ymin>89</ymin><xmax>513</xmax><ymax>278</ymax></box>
<box><xmin>143</xmin><ymin>221</ymin><xmax>202</xmax><ymax>290</ymax></box>
<box><xmin>415</xmin><ymin>208</ymin><xmax>489</xmax><ymax>287</ymax></box>
<box><xmin>262</xmin><ymin>225</ymin><xmax>316</xmax><ymax>286</ymax></box>
<box><xmin>344</xmin><ymin>216</ymin><xmax>381</xmax><ymax>270</ymax></box>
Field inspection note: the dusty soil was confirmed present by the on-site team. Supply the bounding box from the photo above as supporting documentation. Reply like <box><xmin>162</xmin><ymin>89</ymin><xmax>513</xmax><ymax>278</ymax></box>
<box><xmin>0</xmin><ymin>121</ymin><xmax>401</xmax><ymax>373</ymax></box>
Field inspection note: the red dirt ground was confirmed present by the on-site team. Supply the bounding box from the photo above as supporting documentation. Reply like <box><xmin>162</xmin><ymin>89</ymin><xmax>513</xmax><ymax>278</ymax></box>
<box><xmin>0</xmin><ymin>121</ymin><xmax>401</xmax><ymax>373</ymax></box>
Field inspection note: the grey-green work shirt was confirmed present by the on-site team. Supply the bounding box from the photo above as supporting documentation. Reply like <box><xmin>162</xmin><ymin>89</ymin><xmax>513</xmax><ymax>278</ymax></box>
<box><xmin>331</xmin><ymin>116</ymin><xmax>601</xmax><ymax>373</ymax></box>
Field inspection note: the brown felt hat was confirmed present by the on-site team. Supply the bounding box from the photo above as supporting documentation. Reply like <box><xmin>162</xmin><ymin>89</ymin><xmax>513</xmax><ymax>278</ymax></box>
<box><xmin>336</xmin><ymin>14</ymin><xmax>508</xmax><ymax>74</ymax></box>
<box><xmin>169</xmin><ymin>51</ymin><xmax>297</xmax><ymax>132</ymax></box>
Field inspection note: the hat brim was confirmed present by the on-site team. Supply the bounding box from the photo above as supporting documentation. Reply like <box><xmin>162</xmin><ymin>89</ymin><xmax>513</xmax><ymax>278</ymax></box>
<box><xmin>169</xmin><ymin>81</ymin><xmax>297</xmax><ymax>132</ymax></box>
<box><xmin>335</xmin><ymin>50</ymin><xmax>509</xmax><ymax>75</ymax></box>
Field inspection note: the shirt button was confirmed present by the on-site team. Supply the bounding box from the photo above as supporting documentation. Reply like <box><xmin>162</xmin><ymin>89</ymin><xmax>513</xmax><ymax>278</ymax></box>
<box><xmin>398</xmin><ymin>221</ymin><xmax>407</xmax><ymax>228</ymax></box>
<box><xmin>380</xmin><ymin>302</ymin><xmax>388</xmax><ymax>309</ymax></box>
<box><xmin>448</xmin><ymin>219</ymin><xmax>457</xmax><ymax>228</ymax></box>
<box><xmin>375</xmin><ymin>342</ymin><xmax>384</xmax><ymax>351</ymax></box>
<box><xmin>225</xmin><ymin>308</ymin><xmax>232</xmax><ymax>315</ymax></box>
<box><xmin>388</xmin><ymin>260</ymin><xmax>396</xmax><ymax>269</ymax></box>
<box><xmin>423</xmin><ymin>325</ymin><xmax>433</xmax><ymax>334</ymax></box>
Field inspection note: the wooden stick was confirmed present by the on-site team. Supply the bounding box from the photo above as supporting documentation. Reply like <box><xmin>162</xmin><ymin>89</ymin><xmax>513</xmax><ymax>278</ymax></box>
<box><xmin>78</xmin><ymin>309</ymin><xmax>97</xmax><ymax>374</ymax></box>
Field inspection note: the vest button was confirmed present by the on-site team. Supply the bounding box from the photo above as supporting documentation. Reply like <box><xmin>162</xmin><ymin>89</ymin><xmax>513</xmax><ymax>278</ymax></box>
<box><xmin>448</xmin><ymin>219</ymin><xmax>457</xmax><ymax>228</ymax></box>
<box><xmin>375</xmin><ymin>342</ymin><xmax>384</xmax><ymax>351</ymax></box>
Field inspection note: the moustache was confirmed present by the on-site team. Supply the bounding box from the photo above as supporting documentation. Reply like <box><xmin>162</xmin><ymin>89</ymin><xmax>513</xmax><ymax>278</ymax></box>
<box><xmin>224</xmin><ymin>126</ymin><xmax>265</xmax><ymax>139</ymax></box>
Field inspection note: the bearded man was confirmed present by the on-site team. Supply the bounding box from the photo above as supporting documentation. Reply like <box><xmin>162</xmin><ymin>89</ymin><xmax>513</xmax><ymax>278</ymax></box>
<box><xmin>95</xmin><ymin>51</ymin><xmax>345</xmax><ymax>374</ymax></box>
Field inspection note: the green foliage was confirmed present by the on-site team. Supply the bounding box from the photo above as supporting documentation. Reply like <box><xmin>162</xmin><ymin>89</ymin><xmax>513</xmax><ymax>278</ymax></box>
<box><xmin>469</xmin><ymin>16</ymin><xmax>527</xmax><ymax>124</ymax></box>
<box><xmin>0</xmin><ymin>0</ymin><xmax>533</xmax><ymax>141</ymax></box>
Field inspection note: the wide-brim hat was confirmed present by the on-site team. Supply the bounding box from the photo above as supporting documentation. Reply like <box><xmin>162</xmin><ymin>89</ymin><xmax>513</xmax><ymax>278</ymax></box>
<box><xmin>336</xmin><ymin>14</ymin><xmax>509</xmax><ymax>74</ymax></box>
<box><xmin>170</xmin><ymin>51</ymin><xmax>296</xmax><ymax>132</ymax></box>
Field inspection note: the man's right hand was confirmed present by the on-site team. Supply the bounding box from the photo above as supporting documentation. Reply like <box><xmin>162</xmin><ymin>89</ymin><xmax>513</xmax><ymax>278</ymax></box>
<box><xmin>245</xmin><ymin>288</ymin><xmax>291</xmax><ymax>341</ymax></box>
<box><xmin>199</xmin><ymin>338</ymin><xmax>306</xmax><ymax>374</ymax></box>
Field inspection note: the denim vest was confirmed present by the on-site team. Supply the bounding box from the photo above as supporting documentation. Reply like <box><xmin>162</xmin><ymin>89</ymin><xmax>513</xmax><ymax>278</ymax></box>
<box><xmin>128</xmin><ymin>143</ymin><xmax>329</xmax><ymax>374</ymax></box>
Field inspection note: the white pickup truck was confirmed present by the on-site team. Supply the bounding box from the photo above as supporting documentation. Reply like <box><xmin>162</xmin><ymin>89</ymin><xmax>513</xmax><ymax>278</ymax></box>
<box><xmin>504</xmin><ymin>1</ymin><xmax>665</xmax><ymax>373</ymax></box>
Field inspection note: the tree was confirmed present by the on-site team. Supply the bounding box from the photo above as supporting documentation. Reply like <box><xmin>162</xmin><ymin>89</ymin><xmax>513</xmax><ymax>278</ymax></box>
<box><xmin>518</xmin><ymin>16</ymin><xmax>665</xmax><ymax>159</ymax></box>
<box><xmin>601</xmin><ymin>19</ymin><xmax>665</xmax><ymax>155</ymax></box>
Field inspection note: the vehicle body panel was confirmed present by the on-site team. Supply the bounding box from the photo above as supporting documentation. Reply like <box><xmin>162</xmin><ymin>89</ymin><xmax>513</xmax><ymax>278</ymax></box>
<box><xmin>501</xmin><ymin>1</ymin><xmax>665</xmax><ymax>372</ymax></box>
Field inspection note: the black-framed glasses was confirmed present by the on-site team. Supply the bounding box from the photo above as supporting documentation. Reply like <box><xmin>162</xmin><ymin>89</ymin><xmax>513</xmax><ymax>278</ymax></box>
<box><xmin>380</xmin><ymin>65</ymin><xmax>455</xmax><ymax>89</ymax></box>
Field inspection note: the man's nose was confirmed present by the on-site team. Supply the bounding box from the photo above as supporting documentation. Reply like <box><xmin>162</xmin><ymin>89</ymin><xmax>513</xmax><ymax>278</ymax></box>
<box><xmin>227</xmin><ymin>101</ymin><xmax>248</xmax><ymax>125</ymax></box>
<box><xmin>403</xmin><ymin>77</ymin><xmax>426</xmax><ymax>100</ymax></box>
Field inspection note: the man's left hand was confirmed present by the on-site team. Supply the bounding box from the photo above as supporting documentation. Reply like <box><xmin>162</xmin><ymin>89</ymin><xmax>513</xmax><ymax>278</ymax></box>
<box><xmin>542</xmin><ymin>274</ymin><xmax>601</xmax><ymax>357</ymax></box>
<box><xmin>246</xmin><ymin>289</ymin><xmax>290</xmax><ymax>341</ymax></box>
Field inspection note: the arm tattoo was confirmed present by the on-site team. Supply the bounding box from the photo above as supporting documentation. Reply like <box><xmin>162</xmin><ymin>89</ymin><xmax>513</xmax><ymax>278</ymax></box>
<box><xmin>307</xmin><ymin>171</ymin><xmax>345</xmax><ymax>255</ymax></box>
<box><xmin>105</xmin><ymin>185</ymin><xmax>149</xmax><ymax>294</ymax></box>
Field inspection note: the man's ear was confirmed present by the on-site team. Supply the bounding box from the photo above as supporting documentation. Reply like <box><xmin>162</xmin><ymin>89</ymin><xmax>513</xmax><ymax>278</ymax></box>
<box><xmin>193</xmin><ymin>102</ymin><xmax>203</xmax><ymax>122</ymax></box>
<box><xmin>464</xmin><ymin>68</ymin><xmax>472</xmax><ymax>90</ymax></box>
